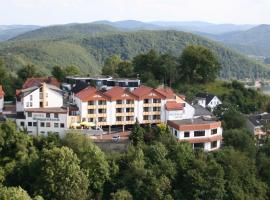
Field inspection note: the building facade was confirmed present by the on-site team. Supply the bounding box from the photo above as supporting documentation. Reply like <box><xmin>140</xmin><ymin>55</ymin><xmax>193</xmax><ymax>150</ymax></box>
<box><xmin>73</xmin><ymin>85</ymin><xmax>194</xmax><ymax>129</ymax></box>
<box><xmin>16</xmin><ymin>78</ymin><xmax>69</xmax><ymax>136</ymax></box>
<box><xmin>167</xmin><ymin>117</ymin><xmax>222</xmax><ymax>151</ymax></box>
<box><xmin>0</xmin><ymin>85</ymin><xmax>4</xmax><ymax>114</ymax></box>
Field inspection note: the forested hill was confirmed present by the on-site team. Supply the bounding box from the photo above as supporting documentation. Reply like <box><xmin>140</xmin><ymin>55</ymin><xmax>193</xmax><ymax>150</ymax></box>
<box><xmin>206</xmin><ymin>24</ymin><xmax>270</xmax><ymax>57</ymax></box>
<box><xmin>0</xmin><ymin>23</ymin><xmax>268</xmax><ymax>79</ymax></box>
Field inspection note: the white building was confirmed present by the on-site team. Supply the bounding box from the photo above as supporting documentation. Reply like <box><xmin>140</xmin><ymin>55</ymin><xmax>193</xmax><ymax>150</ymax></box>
<box><xmin>16</xmin><ymin>77</ymin><xmax>69</xmax><ymax>136</ymax></box>
<box><xmin>246</xmin><ymin>113</ymin><xmax>270</xmax><ymax>138</ymax></box>
<box><xmin>0</xmin><ymin>85</ymin><xmax>4</xmax><ymax>113</ymax></box>
<box><xmin>73</xmin><ymin>85</ymin><xmax>194</xmax><ymax>130</ymax></box>
<box><xmin>167</xmin><ymin>117</ymin><xmax>222</xmax><ymax>151</ymax></box>
<box><xmin>195</xmin><ymin>93</ymin><xmax>222</xmax><ymax>111</ymax></box>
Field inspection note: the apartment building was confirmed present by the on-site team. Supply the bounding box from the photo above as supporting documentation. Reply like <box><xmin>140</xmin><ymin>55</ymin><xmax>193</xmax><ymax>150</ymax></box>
<box><xmin>16</xmin><ymin>77</ymin><xmax>69</xmax><ymax>136</ymax></box>
<box><xmin>0</xmin><ymin>85</ymin><xmax>4</xmax><ymax>113</ymax></box>
<box><xmin>73</xmin><ymin>85</ymin><xmax>195</xmax><ymax>130</ymax></box>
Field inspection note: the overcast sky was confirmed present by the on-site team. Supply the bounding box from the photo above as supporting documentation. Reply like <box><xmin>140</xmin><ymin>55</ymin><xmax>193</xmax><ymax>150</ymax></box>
<box><xmin>1</xmin><ymin>0</ymin><xmax>269</xmax><ymax>25</ymax></box>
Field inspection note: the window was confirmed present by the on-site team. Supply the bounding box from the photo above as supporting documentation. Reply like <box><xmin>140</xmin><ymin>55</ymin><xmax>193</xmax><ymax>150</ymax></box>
<box><xmin>143</xmin><ymin>115</ymin><xmax>149</xmax><ymax>120</ymax></box>
<box><xmin>116</xmin><ymin>108</ymin><xmax>122</xmax><ymax>113</ymax></box>
<box><xmin>211</xmin><ymin>129</ymin><xmax>217</xmax><ymax>135</ymax></box>
<box><xmin>98</xmin><ymin>117</ymin><xmax>106</xmax><ymax>122</ymax></box>
<box><xmin>194</xmin><ymin>143</ymin><xmax>204</xmax><ymax>149</ymax></box>
<box><xmin>194</xmin><ymin>131</ymin><xmax>205</xmax><ymax>137</ymax></box>
<box><xmin>60</xmin><ymin>123</ymin><xmax>65</xmax><ymax>128</ymax></box>
<box><xmin>54</xmin><ymin>123</ymin><xmax>59</xmax><ymax>128</ymax></box>
<box><xmin>116</xmin><ymin>116</ymin><xmax>122</xmax><ymax>121</ymax></box>
<box><xmin>30</xmin><ymin>95</ymin><xmax>33</xmax><ymax>100</ymax></box>
<box><xmin>88</xmin><ymin>118</ymin><xmax>94</xmax><ymax>122</ymax></box>
<box><xmin>153</xmin><ymin>98</ymin><xmax>161</xmax><ymax>103</ymax></box>
<box><xmin>30</xmin><ymin>102</ymin><xmax>33</xmax><ymax>107</ymax></box>
<box><xmin>126</xmin><ymin>116</ymin><xmax>134</xmax><ymax>121</ymax></box>
<box><xmin>88</xmin><ymin>109</ymin><xmax>95</xmax><ymax>114</ymax></box>
<box><xmin>184</xmin><ymin>132</ymin><xmax>190</xmax><ymax>138</ymax></box>
<box><xmin>28</xmin><ymin>112</ymin><xmax>32</xmax><ymax>117</ymax></box>
<box><xmin>98</xmin><ymin>100</ymin><xmax>106</xmax><ymax>105</ymax></box>
<box><xmin>39</xmin><ymin>87</ymin><xmax>43</xmax><ymax>92</ymax></box>
<box><xmin>98</xmin><ymin>109</ymin><xmax>106</xmax><ymax>114</ymax></box>
<box><xmin>153</xmin><ymin>115</ymin><xmax>160</xmax><ymax>120</ymax></box>
<box><xmin>174</xmin><ymin>130</ymin><xmax>178</xmax><ymax>137</ymax></box>
<box><xmin>144</xmin><ymin>99</ymin><xmax>149</xmax><ymax>104</ymax></box>
<box><xmin>82</xmin><ymin>118</ymin><xmax>86</xmax><ymax>122</ymax></box>
<box><xmin>116</xmin><ymin>100</ymin><xmax>122</xmax><ymax>105</ymax></box>
<box><xmin>46</xmin><ymin>113</ymin><xmax>50</xmax><ymax>118</ymax></box>
<box><xmin>33</xmin><ymin>122</ymin><xmax>37</xmax><ymax>127</ymax></box>
<box><xmin>40</xmin><ymin>102</ymin><xmax>43</xmax><ymax>107</ymax></box>
<box><xmin>143</xmin><ymin>107</ymin><xmax>149</xmax><ymax>112</ymax></box>
<box><xmin>26</xmin><ymin>102</ymin><xmax>29</xmax><ymax>107</ymax></box>
<box><xmin>40</xmin><ymin>122</ymin><xmax>45</xmax><ymax>127</ymax></box>
<box><xmin>28</xmin><ymin>122</ymin><xmax>32</xmax><ymax>127</ymax></box>
<box><xmin>20</xmin><ymin>122</ymin><xmax>25</xmax><ymax>127</ymax></box>
<box><xmin>126</xmin><ymin>100</ymin><xmax>134</xmax><ymax>104</ymax></box>
<box><xmin>54</xmin><ymin>113</ymin><xmax>59</xmax><ymax>118</ymax></box>
<box><xmin>153</xmin><ymin>107</ymin><xmax>161</xmax><ymax>112</ymax></box>
<box><xmin>46</xmin><ymin>122</ymin><xmax>50</xmax><ymax>127</ymax></box>
<box><xmin>126</xmin><ymin>107</ymin><xmax>134</xmax><ymax>113</ymax></box>
<box><xmin>88</xmin><ymin>101</ymin><xmax>94</xmax><ymax>105</ymax></box>
<box><xmin>211</xmin><ymin>141</ymin><xmax>218</xmax><ymax>149</ymax></box>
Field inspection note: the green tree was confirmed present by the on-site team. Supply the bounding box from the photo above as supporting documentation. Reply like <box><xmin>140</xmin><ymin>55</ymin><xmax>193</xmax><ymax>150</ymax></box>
<box><xmin>35</xmin><ymin>147</ymin><xmax>89</xmax><ymax>200</ymax></box>
<box><xmin>0</xmin><ymin>186</ymin><xmax>33</xmax><ymax>200</ymax></box>
<box><xmin>129</xmin><ymin>120</ymin><xmax>145</xmax><ymax>146</ymax></box>
<box><xmin>116</xmin><ymin>61</ymin><xmax>134</xmax><ymax>78</ymax></box>
<box><xmin>223</xmin><ymin>129</ymin><xmax>256</xmax><ymax>157</ymax></box>
<box><xmin>51</xmin><ymin>66</ymin><xmax>65</xmax><ymax>81</ymax></box>
<box><xmin>17</xmin><ymin>64</ymin><xmax>39</xmax><ymax>82</ymax></box>
<box><xmin>102</xmin><ymin>55</ymin><xmax>122</xmax><ymax>76</ymax></box>
<box><xmin>62</xmin><ymin>132</ymin><xmax>110</xmax><ymax>194</ymax></box>
<box><xmin>179</xmin><ymin>45</ymin><xmax>220</xmax><ymax>83</ymax></box>
<box><xmin>111</xmin><ymin>189</ymin><xmax>133</xmax><ymax>200</ymax></box>
<box><xmin>65</xmin><ymin>65</ymin><xmax>80</xmax><ymax>76</ymax></box>
<box><xmin>214</xmin><ymin>148</ymin><xmax>268</xmax><ymax>200</ymax></box>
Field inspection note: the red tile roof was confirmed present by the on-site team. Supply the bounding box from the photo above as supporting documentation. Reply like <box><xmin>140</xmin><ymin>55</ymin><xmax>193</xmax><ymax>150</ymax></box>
<box><xmin>165</xmin><ymin>101</ymin><xmax>184</xmax><ymax>111</ymax></box>
<box><xmin>22</xmin><ymin>77</ymin><xmax>60</xmax><ymax>89</ymax></box>
<box><xmin>132</xmin><ymin>85</ymin><xmax>166</xmax><ymax>99</ymax></box>
<box><xmin>75</xmin><ymin>87</ymin><xmax>109</xmax><ymax>102</ymax></box>
<box><xmin>104</xmin><ymin>86</ymin><xmax>138</xmax><ymax>100</ymax></box>
<box><xmin>155</xmin><ymin>87</ymin><xmax>175</xmax><ymax>99</ymax></box>
<box><xmin>0</xmin><ymin>85</ymin><xmax>4</xmax><ymax>98</ymax></box>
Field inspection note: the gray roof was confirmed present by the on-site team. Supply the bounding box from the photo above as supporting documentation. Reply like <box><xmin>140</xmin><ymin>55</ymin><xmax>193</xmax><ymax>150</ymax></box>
<box><xmin>193</xmin><ymin>104</ymin><xmax>213</xmax><ymax>117</ymax></box>
<box><xmin>169</xmin><ymin>116</ymin><xmax>218</xmax><ymax>126</ymax></box>
<box><xmin>248</xmin><ymin>113</ymin><xmax>270</xmax><ymax>126</ymax></box>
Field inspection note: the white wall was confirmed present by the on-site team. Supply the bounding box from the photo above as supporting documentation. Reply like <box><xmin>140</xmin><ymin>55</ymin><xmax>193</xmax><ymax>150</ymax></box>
<box><xmin>0</xmin><ymin>97</ymin><xmax>3</xmax><ymax>112</ymax></box>
<box><xmin>208</xmin><ymin>96</ymin><xmax>222</xmax><ymax>110</ymax></box>
<box><xmin>47</xmin><ymin>89</ymin><xmax>63</xmax><ymax>107</ymax></box>
<box><xmin>198</xmin><ymin>99</ymin><xmax>206</xmax><ymax>108</ymax></box>
<box><xmin>170</xmin><ymin>126</ymin><xmax>222</xmax><ymax>151</ymax></box>
<box><xmin>23</xmin><ymin>89</ymin><xmax>40</xmax><ymax>109</ymax></box>
<box><xmin>16</xmin><ymin>111</ymin><xmax>68</xmax><ymax>137</ymax></box>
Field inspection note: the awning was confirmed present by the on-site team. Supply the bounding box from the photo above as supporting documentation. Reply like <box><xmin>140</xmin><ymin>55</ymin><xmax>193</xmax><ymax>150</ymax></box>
<box><xmin>80</xmin><ymin>121</ymin><xmax>95</xmax><ymax>127</ymax></box>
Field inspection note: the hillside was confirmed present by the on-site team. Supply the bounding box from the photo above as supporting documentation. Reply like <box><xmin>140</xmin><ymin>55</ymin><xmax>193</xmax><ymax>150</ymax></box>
<box><xmin>0</xmin><ymin>23</ymin><xmax>268</xmax><ymax>79</ymax></box>
<box><xmin>0</xmin><ymin>25</ymin><xmax>40</xmax><ymax>41</ymax></box>
<box><xmin>206</xmin><ymin>25</ymin><xmax>270</xmax><ymax>57</ymax></box>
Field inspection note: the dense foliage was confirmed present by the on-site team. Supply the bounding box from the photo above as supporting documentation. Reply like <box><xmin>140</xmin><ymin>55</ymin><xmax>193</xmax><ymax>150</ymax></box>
<box><xmin>0</xmin><ymin>120</ymin><xmax>270</xmax><ymax>200</ymax></box>
<box><xmin>0</xmin><ymin>24</ymin><xmax>268</xmax><ymax>79</ymax></box>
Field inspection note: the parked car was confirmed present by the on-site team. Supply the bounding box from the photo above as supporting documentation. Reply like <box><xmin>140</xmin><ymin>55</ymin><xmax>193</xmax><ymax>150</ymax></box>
<box><xmin>112</xmin><ymin>135</ymin><xmax>120</xmax><ymax>142</ymax></box>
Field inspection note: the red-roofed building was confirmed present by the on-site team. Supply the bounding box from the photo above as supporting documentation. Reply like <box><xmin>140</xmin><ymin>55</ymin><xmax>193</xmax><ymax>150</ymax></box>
<box><xmin>0</xmin><ymin>85</ymin><xmax>5</xmax><ymax>113</ymax></box>
<box><xmin>72</xmin><ymin>85</ymin><xmax>196</xmax><ymax>128</ymax></box>
<box><xmin>23</xmin><ymin>77</ymin><xmax>60</xmax><ymax>89</ymax></box>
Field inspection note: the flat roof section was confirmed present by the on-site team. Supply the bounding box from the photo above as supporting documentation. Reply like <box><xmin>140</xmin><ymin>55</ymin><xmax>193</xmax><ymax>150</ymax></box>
<box><xmin>168</xmin><ymin>117</ymin><xmax>221</xmax><ymax>131</ymax></box>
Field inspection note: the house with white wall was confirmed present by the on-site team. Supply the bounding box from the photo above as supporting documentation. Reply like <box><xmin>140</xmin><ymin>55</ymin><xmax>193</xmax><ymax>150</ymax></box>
<box><xmin>16</xmin><ymin>77</ymin><xmax>69</xmax><ymax>136</ymax></box>
<box><xmin>195</xmin><ymin>92</ymin><xmax>222</xmax><ymax>111</ymax></box>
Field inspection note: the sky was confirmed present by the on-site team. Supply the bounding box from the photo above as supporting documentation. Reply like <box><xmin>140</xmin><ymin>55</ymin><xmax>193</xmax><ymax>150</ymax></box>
<box><xmin>1</xmin><ymin>0</ymin><xmax>270</xmax><ymax>25</ymax></box>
